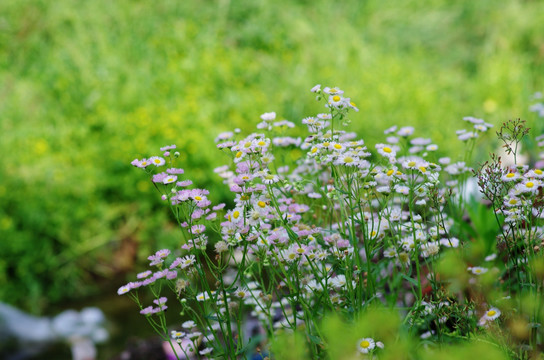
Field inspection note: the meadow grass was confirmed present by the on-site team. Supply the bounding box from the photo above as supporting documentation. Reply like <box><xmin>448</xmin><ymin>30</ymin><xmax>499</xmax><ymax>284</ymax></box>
<box><xmin>1</xmin><ymin>0</ymin><xmax>543</xmax><ymax>312</ymax></box>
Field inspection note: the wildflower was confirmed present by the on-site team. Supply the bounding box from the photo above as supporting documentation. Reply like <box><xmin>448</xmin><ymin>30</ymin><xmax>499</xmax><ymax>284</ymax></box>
<box><xmin>483</xmin><ymin>307</ymin><xmax>501</xmax><ymax>321</ymax></box>
<box><xmin>200</xmin><ymin>348</ymin><xmax>213</xmax><ymax>356</ymax></box>
<box><xmin>262</xmin><ymin>174</ymin><xmax>280</xmax><ymax>184</ymax></box>
<box><xmin>394</xmin><ymin>184</ymin><xmax>410</xmax><ymax>195</ymax></box>
<box><xmin>516</xmin><ymin>180</ymin><xmax>541</xmax><ymax>194</ymax></box>
<box><xmin>463</xmin><ymin>116</ymin><xmax>484</xmax><ymax>124</ymax></box>
<box><xmin>149</xmin><ymin>156</ymin><xmax>166</xmax><ymax>167</ymax></box>
<box><xmin>347</xmin><ymin>99</ymin><xmax>359</xmax><ymax>112</ymax></box>
<box><xmin>383</xmin><ymin>247</ymin><xmax>397</xmax><ymax>258</ymax></box>
<box><xmin>504</xmin><ymin>196</ymin><xmax>521</xmax><ymax>207</ymax></box>
<box><xmin>260</xmin><ymin>112</ymin><xmax>276</xmax><ymax>121</ymax></box>
<box><xmin>457</xmin><ymin>130</ymin><xmax>478</xmax><ymax>141</ymax></box>
<box><xmin>171</xmin><ymin>330</ymin><xmax>186</xmax><ymax>339</ymax></box>
<box><xmin>335</xmin><ymin>154</ymin><xmax>359</xmax><ymax>166</ymax></box>
<box><xmin>196</xmin><ymin>292</ymin><xmax>210</xmax><ymax>302</ymax></box>
<box><xmin>485</xmin><ymin>253</ymin><xmax>497</xmax><ymax>261</ymax></box>
<box><xmin>163</xmin><ymin>175</ymin><xmax>177</xmax><ymax>184</ymax></box>
<box><xmin>234</xmin><ymin>288</ymin><xmax>250</xmax><ymax>299</ymax></box>
<box><xmin>397</xmin><ymin>126</ymin><xmax>414</xmax><ymax>137</ymax></box>
<box><xmin>328</xmin><ymin>94</ymin><xmax>345</xmax><ymax>109</ymax></box>
<box><xmin>323</xmin><ymin>86</ymin><xmax>344</xmax><ymax>95</ymax></box>
<box><xmin>148</xmin><ymin>249</ymin><xmax>170</xmax><ymax>266</ymax></box>
<box><xmin>117</xmin><ymin>284</ymin><xmax>131</xmax><ymax>295</ymax></box>
<box><xmin>311</xmin><ymin>84</ymin><xmax>321</xmax><ymax>93</ymax></box>
<box><xmin>317</xmin><ymin>113</ymin><xmax>332</xmax><ymax>120</ymax></box>
<box><xmin>191</xmin><ymin>224</ymin><xmax>206</xmax><ymax>235</ymax></box>
<box><xmin>426</xmin><ymin>144</ymin><xmax>438</xmax><ymax>151</ymax></box>
<box><xmin>525</xmin><ymin>168</ymin><xmax>544</xmax><ymax>179</ymax></box>
<box><xmin>180</xmin><ymin>255</ymin><xmax>196</xmax><ymax>269</ymax></box>
<box><xmin>160</xmin><ymin>145</ymin><xmax>176</xmax><ymax>151</ymax></box>
<box><xmin>140</xmin><ymin>306</ymin><xmax>154</xmax><ymax>316</ymax></box>
<box><xmin>153</xmin><ymin>297</ymin><xmax>167</xmax><ymax>306</ymax></box>
<box><xmin>420</xmin><ymin>331</ymin><xmax>434</xmax><ymax>339</ymax></box>
<box><xmin>469</xmin><ymin>266</ymin><xmax>488</xmax><ymax>275</ymax></box>
<box><xmin>376</xmin><ymin>144</ymin><xmax>397</xmax><ymax>159</ymax></box>
<box><xmin>439</xmin><ymin>237</ymin><xmax>459</xmax><ymax>248</ymax></box>
<box><xmin>501</xmin><ymin>172</ymin><xmax>520</xmax><ymax>182</ymax></box>
<box><xmin>215</xmin><ymin>131</ymin><xmax>234</xmax><ymax>143</ymax></box>
<box><xmin>357</xmin><ymin>338</ymin><xmax>376</xmax><ymax>354</ymax></box>
<box><xmin>188</xmin><ymin>331</ymin><xmax>202</xmax><ymax>340</ymax></box>
<box><xmin>137</xmin><ymin>270</ymin><xmax>152</xmax><ymax>279</ymax></box>
<box><xmin>131</xmin><ymin>158</ymin><xmax>151</xmax><ymax>168</ymax></box>
<box><xmin>166</xmin><ymin>168</ymin><xmax>184</xmax><ymax>174</ymax></box>
<box><xmin>384</xmin><ymin>125</ymin><xmax>397</xmax><ymax>134</ymax></box>
<box><xmin>182</xmin><ymin>320</ymin><xmax>197</xmax><ymax>329</ymax></box>
<box><xmin>421</xmin><ymin>242</ymin><xmax>440</xmax><ymax>258</ymax></box>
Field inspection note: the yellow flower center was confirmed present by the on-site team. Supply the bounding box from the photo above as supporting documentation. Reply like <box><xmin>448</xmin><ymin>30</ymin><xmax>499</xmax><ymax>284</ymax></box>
<box><xmin>408</xmin><ymin>161</ymin><xmax>416</xmax><ymax>167</ymax></box>
<box><xmin>329</xmin><ymin>88</ymin><xmax>337</xmax><ymax>93</ymax></box>
<box><xmin>386</xmin><ymin>169</ymin><xmax>394</xmax><ymax>176</ymax></box>
<box><xmin>360</xmin><ymin>340</ymin><xmax>370</xmax><ymax>348</ymax></box>
<box><xmin>509</xmin><ymin>199</ymin><xmax>518</xmax><ymax>205</ymax></box>
<box><xmin>334</xmin><ymin>144</ymin><xmax>342</xmax><ymax>149</ymax></box>
<box><xmin>487</xmin><ymin>310</ymin><xmax>496</xmax><ymax>316</ymax></box>
<box><xmin>536</xmin><ymin>169</ymin><xmax>543</xmax><ymax>175</ymax></box>
<box><xmin>311</xmin><ymin>147</ymin><xmax>318</xmax><ymax>153</ymax></box>
<box><xmin>419</xmin><ymin>166</ymin><xmax>427</xmax><ymax>173</ymax></box>
<box><xmin>506</xmin><ymin>173</ymin><xmax>515</xmax><ymax>178</ymax></box>
<box><xmin>257</xmin><ymin>201</ymin><xmax>266</xmax><ymax>208</ymax></box>
<box><xmin>154</xmin><ymin>159</ymin><xmax>161</xmax><ymax>164</ymax></box>
<box><xmin>244</xmin><ymin>142</ymin><xmax>252</xmax><ymax>148</ymax></box>
<box><xmin>350</xmin><ymin>101</ymin><xmax>356</xmax><ymax>107</ymax></box>
<box><xmin>526</xmin><ymin>182</ymin><xmax>534</xmax><ymax>188</ymax></box>
<box><xmin>332</xmin><ymin>95</ymin><xmax>341</xmax><ymax>102</ymax></box>
<box><xmin>236</xmin><ymin>151</ymin><xmax>243</xmax><ymax>158</ymax></box>
<box><xmin>383</xmin><ymin>147</ymin><xmax>392</xmax><ymax>153</ymax></box>
<box><xmin>258</xmin><ymin>141</ymin><xmax>266</xmax><ymax>146</ymax></box>
<box><xmin>194</xmin><ymin>196</ymin><xmax>202</xmax><ymax>201</ymax></box>
<box><xmin>323</xmin><ymin>142</ymin><xmax>330</xmax><ymax>147</ymax></box>
<box><xmin>343</xmin><ymin>156</ymin><xmax>353</xmax><ymax>163</ymax></box>
<box><xmin>233</xmin><ymin>211</ymin><xmax>240</xmax><ymax>219</ymax></box>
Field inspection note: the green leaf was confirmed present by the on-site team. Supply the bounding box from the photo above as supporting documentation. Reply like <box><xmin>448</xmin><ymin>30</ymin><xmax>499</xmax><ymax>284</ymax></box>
<box><xmin>308</xmin><ymin>334</ymin><xmax>321</xmax><ymax>344</ymax></box>
<box><xmin>400</xmin><ymin>273</ymin><xmax>419</xmax><ymax>287</ymax></box>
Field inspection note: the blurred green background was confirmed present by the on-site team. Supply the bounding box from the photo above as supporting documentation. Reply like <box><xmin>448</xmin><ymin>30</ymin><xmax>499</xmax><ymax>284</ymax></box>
<box><xmin>1</xmin><ymin>0</ymin><xmax>543</xmax><ymax>318</ymax></box>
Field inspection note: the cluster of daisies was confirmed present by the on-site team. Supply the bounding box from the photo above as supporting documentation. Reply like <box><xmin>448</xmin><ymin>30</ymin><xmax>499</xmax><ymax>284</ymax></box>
<box><xmin>117</xmin><ymin>85</ymin><xmax>542</xmax><ymax>359</ymax></box>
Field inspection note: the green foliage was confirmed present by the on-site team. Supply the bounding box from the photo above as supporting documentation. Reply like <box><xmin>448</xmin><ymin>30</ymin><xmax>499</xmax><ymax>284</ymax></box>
<box><xmin>1</xmin><ymin>0</ymin><xmax>544</xmax><ymax>312</ymax></box>
<box><xmin>269</xmin><ymin>330</ymin><xmax>308</xmax><ymax>360</ymax></box>
<box><xmin>420</xmin><ymin>340</ymin><xmax>510</xmax><ymax>360</ymax></box>
<box><xmin>323</xmin><ymin>307</ymin><xmax>401</xmax><ymax>359</ymax></box>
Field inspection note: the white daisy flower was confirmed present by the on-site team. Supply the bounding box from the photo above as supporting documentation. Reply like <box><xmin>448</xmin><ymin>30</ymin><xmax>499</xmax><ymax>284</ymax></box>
<box><xmin>182</xmin><ymin>320</ymin><xmax>197</xmax><ymax>329</ymax></box>
<box><xmin>501</xmin><ymin>172</ymin><xmax>521</xmax><ymax>182</ymax></box>
<box><xmin>260</xmin><ymin>112</ymin><xmax>276</xmax><ymax>121</ymax></box>
<box><xmin>149</xmin><ymin>156</ymin><xmax>166</xmax><ymax>167</ymax></box>
<box><xmin>469</xmin><ymin>266</ymin><xmax>488</xmax><ymax>275</ymax></box>
<box><xmin>357</xmin><ymin>337</ymin><xmax>376</xmax><ymax>354</ymax></box>
<box><xmin>483</xmin><ymin>307</ymin><xmax>501</xmax><ymax>321</ymax></box>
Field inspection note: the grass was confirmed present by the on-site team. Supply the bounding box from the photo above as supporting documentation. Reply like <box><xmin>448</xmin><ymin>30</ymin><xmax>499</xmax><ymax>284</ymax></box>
<box><xmin>1</xmin><ymin>0</ymin><xmax>543</xmax><ymax>312</ymax></box>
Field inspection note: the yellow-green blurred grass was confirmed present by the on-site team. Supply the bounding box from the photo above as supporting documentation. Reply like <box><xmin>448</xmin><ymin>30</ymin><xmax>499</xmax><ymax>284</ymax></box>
<box><xmin>273</xmin><ymin>306</ymin><xmax>512</xmax><ymax>359</ymax></box>
<box><xmin>1</xmin><ymin>0</ymin><xmax>543</xmax><ymax>311</ymax></box>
